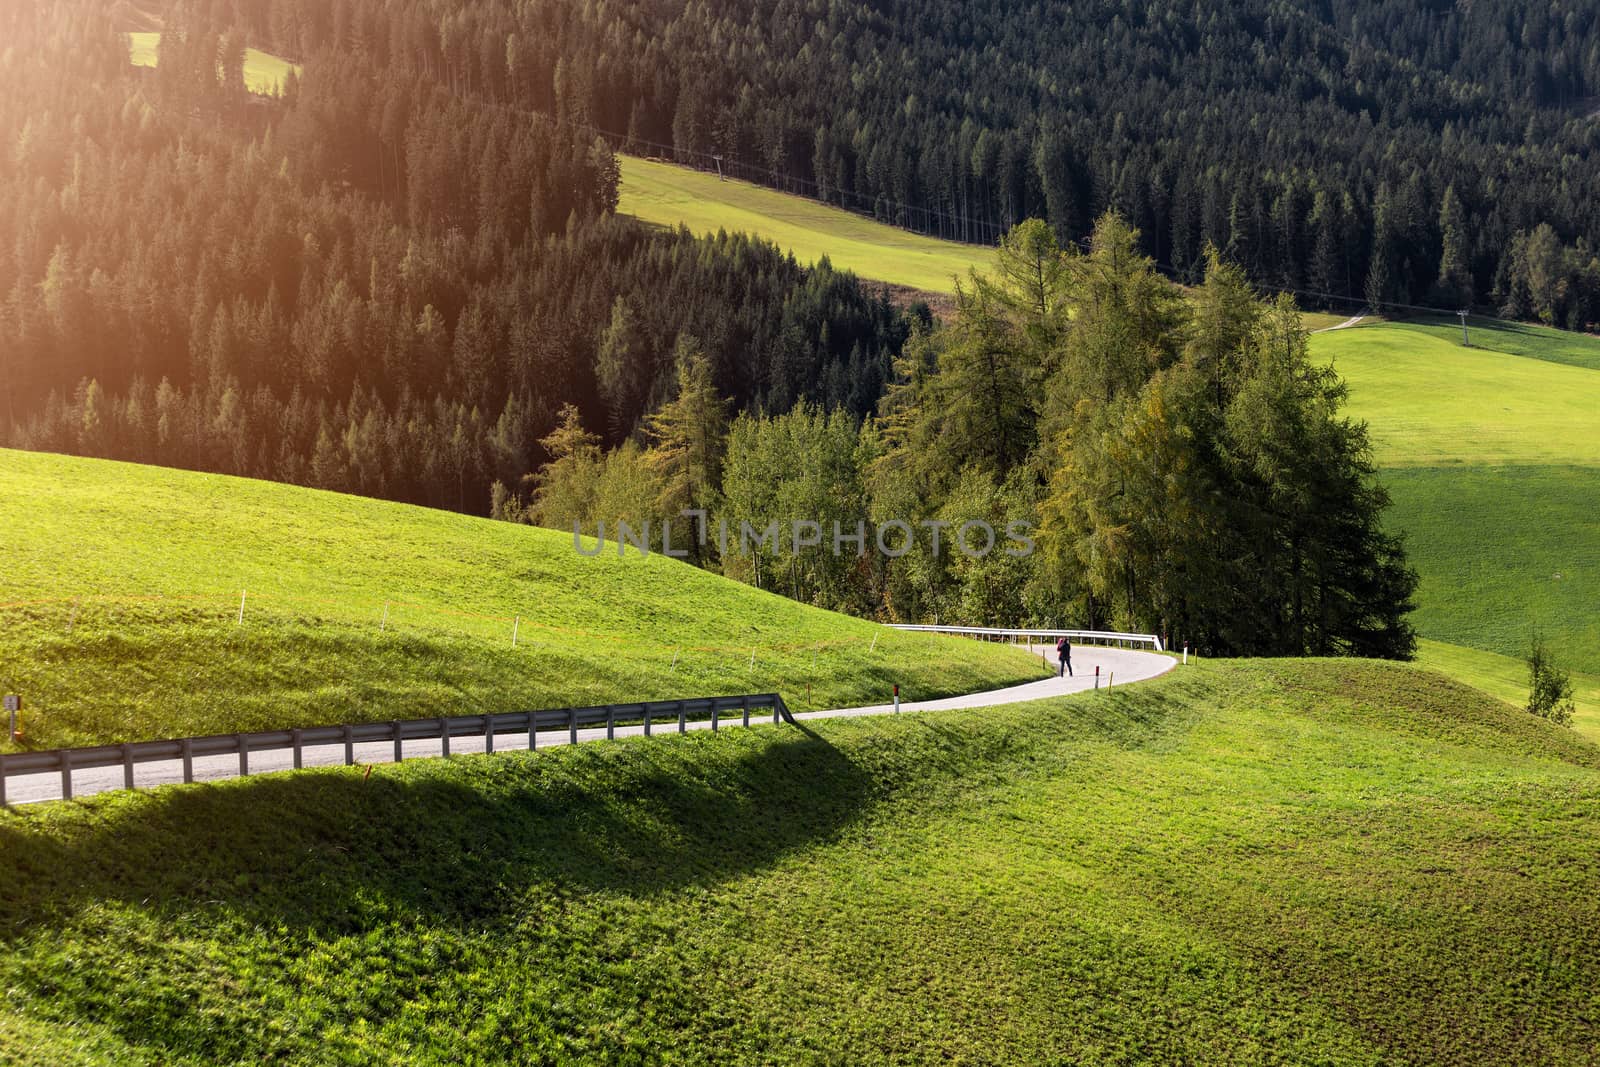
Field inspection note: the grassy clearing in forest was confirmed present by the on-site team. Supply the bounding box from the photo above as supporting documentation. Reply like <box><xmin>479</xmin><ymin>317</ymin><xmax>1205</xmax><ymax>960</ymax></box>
<box><xmin>126</xmin><ymin>31</ymin><xmax>300</xmax><ymax>95</ymax></box>
<box><xmin>618</xmin><ymin>154</ymin><xmax>995</xmax><ymax>295</ymax></box>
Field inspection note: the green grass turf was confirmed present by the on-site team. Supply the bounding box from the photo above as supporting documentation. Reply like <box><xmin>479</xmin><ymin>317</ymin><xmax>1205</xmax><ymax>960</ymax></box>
<box><xmin>1314</xmin><ymin>323</ymin><xmax>1600</xmax><ymax>468</ymax></box>
<box><xmin>127</xmin><ymin>31</ymin><xmax>299</xmax><ymax>96</ymax></box>
<box><xmin>1381</xmin><ymin>465</ymin><xmax>1600</xmax><ymax>678</ymax></box>
<box><xmin>1</xmin><ymin>659</ymin><xmax>1596</xmax><ymax>1064</ymax></box>
<box><xmin>0</xmin><ymin>448</ymin><xmax>1041</xmax><ymax>750</ymax></box>
<box><xmin>618</xmin><ymin>155</ymin><xmax>996</xmax><ymax>295</ymax></box>
<box><xmin>1377</xmin><ymin>315</ymin><xmax>1600</xmax><ymax>372</ymax></box>
<box><xmin>1417</xmin><ymin>639</ymin><xmax>1600</xmax><ymax>738</ymax></box>
<box><xmin>1310</xmin><ymin>322</ymin><xmax>1600</xmax><ymax>690</ymax></box>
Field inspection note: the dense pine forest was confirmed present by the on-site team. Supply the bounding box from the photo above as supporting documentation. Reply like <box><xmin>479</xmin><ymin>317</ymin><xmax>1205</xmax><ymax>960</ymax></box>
<box><xmin>200</xmin><ymin>0</ymin><xmax>1600</xmax><ymax>326</ymax></box>
<box><xmin>0</xmin><ymin>0</ymin><xmax>909</xmax><ymax>511</ymax></box>
<box><xmin>0</xmin><ymin>0</ymin><xmax>1421</xmax><ymax>651</ymax></box>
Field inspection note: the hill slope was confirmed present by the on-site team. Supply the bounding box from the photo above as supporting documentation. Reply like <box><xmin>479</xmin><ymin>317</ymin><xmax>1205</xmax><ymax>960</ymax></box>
<box><xmin>619</xmin><ymin>155</ymin><xmax>995</xmax><ymax>295</ymax></box>
<box><xmin>1311</xmin><ymin>318</ymin><xmax>1600</xmax><ymax>727</ymax></box>
<box><xmin>0</xmin><ymin>449</ymin><xmax>1041</xmax><ymax>750</ymax></box>
<box><xmin>1</xmin><ymin>659</ymin><xmax>1596</xmax><ymax>1063</ymax></box>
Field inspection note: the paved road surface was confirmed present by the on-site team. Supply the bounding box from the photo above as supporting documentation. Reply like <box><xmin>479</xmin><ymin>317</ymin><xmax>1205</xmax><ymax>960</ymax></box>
<box><xmin>7</xmin><ymin>646</ymin><xmax>1175</xmax><ymax>805</ymax></box>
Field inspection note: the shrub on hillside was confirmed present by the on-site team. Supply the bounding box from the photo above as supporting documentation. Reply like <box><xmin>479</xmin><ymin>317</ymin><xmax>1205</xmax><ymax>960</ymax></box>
<box><xmin>1527</xmin><ymin>634</ymin><xmax>1576</xmax><ymax>727</ymax></box>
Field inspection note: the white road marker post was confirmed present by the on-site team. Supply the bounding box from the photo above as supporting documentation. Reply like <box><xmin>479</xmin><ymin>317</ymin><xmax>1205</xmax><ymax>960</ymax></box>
<box><xmin>893</xmin><ymin>683</ymin><xmax>900</xmax><ymax>714</ymax></box>
<box><xmin>1183</xmin><ymin>644</ymin><xmax>1188</xmax><ymax>665</ymax></box>
<box><xmin>670</xmin><ymin>648</ymin><xmax>680</xmax><ymax>672</ymax></box>
<box><xmin>237</xmin><ymin>590</ymin><xmax>247</xmax><ymax>626</ymax></box>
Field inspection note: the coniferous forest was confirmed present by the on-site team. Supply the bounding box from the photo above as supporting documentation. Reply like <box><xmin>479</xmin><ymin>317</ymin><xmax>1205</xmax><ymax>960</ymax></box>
<box><xmin>181</xmin><ymin>0</ymin><xmax>1600</xmax><ymax>325</ymax></box>
<box><xmin>0</xmin><ymin>0</ymin><xmax>1431</xmax><ymax>653</ymax></box>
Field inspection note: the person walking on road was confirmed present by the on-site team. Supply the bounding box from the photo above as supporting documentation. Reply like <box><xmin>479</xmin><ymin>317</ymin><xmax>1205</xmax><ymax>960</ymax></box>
<box><xmin>1056</xmin><ymin>635</ymin><xmax>1072</xmax><ymax>678</ymax></box>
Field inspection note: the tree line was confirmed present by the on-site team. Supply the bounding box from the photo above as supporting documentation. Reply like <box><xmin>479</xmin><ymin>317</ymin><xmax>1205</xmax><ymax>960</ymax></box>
<box><xmin>211</xmin><ymin>0</ymin><xmax>1600</xmax><ymax>328</ymax></box>
<box><xmin>515</xmin><ymin>217</ymin><xmax>1418</xmax><ymax>658</ymax></box>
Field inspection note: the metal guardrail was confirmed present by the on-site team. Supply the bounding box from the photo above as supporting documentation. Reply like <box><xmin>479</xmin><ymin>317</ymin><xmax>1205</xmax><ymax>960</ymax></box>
<box><xmin>889</xmin><ymin>626</ymin><xmax>1164</xmax><ymax>652</ymax></box>
<box><xmin>0</xmin><ymin>693</ymin><xmax>795</xmax><ymax>806</ymax></box>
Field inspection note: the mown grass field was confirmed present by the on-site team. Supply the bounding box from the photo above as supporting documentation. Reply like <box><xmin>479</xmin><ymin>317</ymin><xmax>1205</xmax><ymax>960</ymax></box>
<box><xmin>1312</xmin><ymin>317</ymin><xmax>1600</xmax><ymax>695</ymax></box>
<box><xmin>1316</xmin><ymin>320</ymin><xmax>1600</xmax><ymax>467</ymax></box>
<box><xmin>1</xmin><ymin>659</ymin><xmax>1596</xmax><ymax>1064</ymax></box>
<box><xmin>1378</xmin><ymin>315</ymin><xmax>1600</xmax><ymax>371</ymax></box>
<box><xmin>618</xmin><ymin>155</ymin><xmax>996</xmax><ymax>294</ymax></box>
<box><xmin>127</xmin><ymin>31</ymin><xmax>300</xmax><ymax>95</ymax></box>
<box><xmin>0</xmin><ymin>448</ymin><xmax>1041</xmax><ymax>751</ymax></box>
<box><xmin>1416</xmin><ymin>639</ymin><xmax>1600</xmax><ymax>737</ymax></box>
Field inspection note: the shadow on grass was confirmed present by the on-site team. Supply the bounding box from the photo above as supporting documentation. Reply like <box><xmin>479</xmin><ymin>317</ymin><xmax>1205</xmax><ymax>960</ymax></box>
<box><xmin>0</xmin><ymin>728</ymin><xmax>870</xmax><ymax>937</ymax></box>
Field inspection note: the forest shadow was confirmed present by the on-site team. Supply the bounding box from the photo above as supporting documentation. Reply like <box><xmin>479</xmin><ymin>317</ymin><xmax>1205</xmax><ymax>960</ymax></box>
<box><xmin>0</xmin><ymin>729</ymin><xmax>871</xmax><ymax>938</ymax></box>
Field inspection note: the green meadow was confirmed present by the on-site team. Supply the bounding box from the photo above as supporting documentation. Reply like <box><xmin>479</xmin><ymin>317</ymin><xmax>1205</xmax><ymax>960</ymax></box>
<box><xmin>1</xmin><ymin>659</ymin><xmax>1596</xmax><ymax>1064</ymax></box>
<box><xmin>618</xmin><ymin>155</ymin><xmax>995</xmax><ymax>295</ymax></box>
<box><xmin>0</xmin><ymin>449</ymin><xmax>1041</xmax><ymax>751</ymax></box>
<box><xmin>127</xmin><ymin>31</ymin><xmax>300</xmax><ymax>96</ymax></box>
<box><xmin>1311</xmin><ymin>317</ymin><xmax>1600</xmax><ymax>703</ymax></box>
<box><xmin>1315</xmin><ymin>320</ymin><xmax>1600</xmax><ymax>467</ymax></box>
<box><xmin>1416</xmin><ymin>640</ymin><xmax>1600</xmax><ymax>737</ymax></box>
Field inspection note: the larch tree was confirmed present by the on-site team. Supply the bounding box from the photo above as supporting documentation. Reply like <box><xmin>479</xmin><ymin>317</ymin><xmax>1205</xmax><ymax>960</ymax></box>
<box><xmin>646</xmin><ymin>335</ymin><xmax>730</xmax><ymax>561</ymax></box>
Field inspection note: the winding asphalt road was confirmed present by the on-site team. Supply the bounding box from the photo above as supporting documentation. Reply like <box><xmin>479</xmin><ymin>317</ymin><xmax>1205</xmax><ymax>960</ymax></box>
<box><xmin>7</xmin><ymin>646</ymin><xmax>1175</xmax><ymax>805</ymax></box>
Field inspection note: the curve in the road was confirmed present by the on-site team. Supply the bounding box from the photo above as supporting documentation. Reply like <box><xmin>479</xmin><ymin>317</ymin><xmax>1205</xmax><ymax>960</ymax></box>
<box><xmin>9</xmin><ymin>646</ymin><xmax>1175</xmax><ymax>805</ymax></box>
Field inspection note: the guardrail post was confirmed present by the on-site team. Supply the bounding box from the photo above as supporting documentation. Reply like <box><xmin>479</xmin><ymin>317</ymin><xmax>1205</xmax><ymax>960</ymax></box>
<box><xmin>711</xmin><ymin>700</ymin><xmax>719</xmax><ymax>732</ymax></box>
<box><xmin>485</xmin><ymin>716</ymin><xmax>495</xmax><ymax>754</ymax></box>
<box><xmin>678</xmin><ymin>701</ymin><xmax>687</xmax><ymax>734</ymax></box>
<box><xmin>569</xmin><ymin>707</ymin><xmax>578</xmax><ymax>746</ymax></box>
<box><xmin>606</xmin><ymin>705</ymin><xmax>615</xmax><ymax>741</ymax></box>
<box><xmin>238</xmin><ymin>735</ymin><xmax>248</xmax><ymax>777</ymax></box>
<box><xmin>772</xmin><ymin>697</ymin><xmax>780</xmax><ymax>724</ymax></box>
<box><xmin>527</xmin><ymin>711</ymin><xmax>537</xmax><ymax>750</ymax></box>
<box><xmin>440</xmin><ymin>718</ymin><xmax>450</xmax><ymax>758</ymax></box>
<box><xmin>0</xmin><ymin>756</ymin><xmax>7</xmax><ymax>807</ymax></box>
<box><xmin>343</xmin><ymin>724</ymin><xmax>354</xmax><ymax>766</ymax></box>
<box><xmin>181</xmin><ymin>738</ymin><xmax>194</xmax><ymax>784</ymax></box>
<box><xmin>292</xmin><ymin>729</ymin><xmax>303</xmax><ymax>769</ymax></box>
<box><xmin>742</xmin><ymin>696</ymin><xmax>750</xmax><ymax>727</ymax></box>
<box><xmin>122</xmin><ymin>745</ymin><xmax>134</xmax><ymax>790</ymax></box>
<box><xmin>60</xmin><ymin>751</ymin><xmax>72</xmax><ymax>801</ymax></box>
<box><xmin>392</xmin><ymin>723</ymin><xmax>403</xmax><ymax>763</ymax></box>
<box><xmin>644</xmin><ymin>704</ymin><xmax>652</xmax><ymax>737</ymax></box>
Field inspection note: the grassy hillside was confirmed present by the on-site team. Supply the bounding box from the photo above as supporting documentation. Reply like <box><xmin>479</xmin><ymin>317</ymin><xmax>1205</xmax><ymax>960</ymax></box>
<box><xmin>1311</xmin><ymin>318</ymin><xmax>1600</xmax><ymax>693</ymax></box>
<box><xmin>127</xmin><ymin>31</ymin><xmax>300</xmax><ymax>95</ymax></box>
<box><xmin>1317</xmin><ymin>320</ymin><xmax>1600</xmax><ymax>467</ymax></box>
<box><xmin>1379</xmin><ymin>315</ymin><xmax>1600</xmax><ymax>372</ymax></box>
<box><xmin>2</xmin><ymin>659</ymin><xmax>1597</xmax><ymax>1064</ymax></box>
<box><xmin>619</xmin><ymin>155</ymin><xmax>995</xmax><ymax>294</ymax></box>
<box><xmin>1417</xmin><ymin>640</ymin><xmax>1600</xmax><ymax>737</ymax></box>
<box><xmin>0</xmin><ymin>449</ymin><xmax>1041</xmax><ymax>750</ymax></box>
